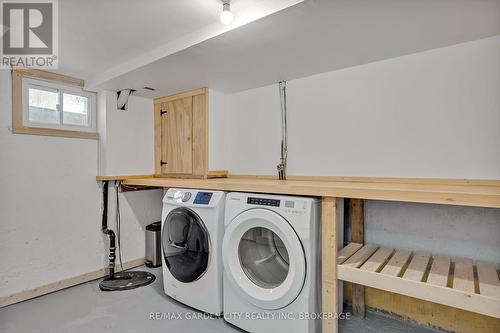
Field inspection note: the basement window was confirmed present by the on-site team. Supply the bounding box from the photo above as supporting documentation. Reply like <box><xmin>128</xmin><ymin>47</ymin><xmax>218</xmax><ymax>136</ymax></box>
<box><xmin>12</xmin><ymin>68</ymin><xmax>99</xmax><ymax>139</ymax></box>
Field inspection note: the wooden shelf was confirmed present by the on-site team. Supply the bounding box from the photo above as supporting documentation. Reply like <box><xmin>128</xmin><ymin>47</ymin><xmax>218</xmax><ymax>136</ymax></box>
<box><xmin>118</xmin><ymin>175</ymin><xmax>500</xmax><ymax>208</ymax></box>
<box><xmin>337</xmin><ymin>243</ymin><xmax>500</xmax><ymax>319</ymax></box>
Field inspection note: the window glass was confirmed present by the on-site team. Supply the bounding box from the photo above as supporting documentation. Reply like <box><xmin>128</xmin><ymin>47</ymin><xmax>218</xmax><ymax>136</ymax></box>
<box><xmin>162</xmin><ymin>208</ymin><xmax>209</xmax><ymax>283</ymax></box>
<box><xmin>28</xmin><ymin>88</ymin><xmax>59</xmax><ymax>124</ymax></box>
<box><xmin>238</xmin><ymin>227</ymin><xmax>289</xmax><ymax>289</ymax></box>
<box><xmin>63</xmin><ymin>93</ymin><xmax>89</xmax><ymax>126</ymax></box>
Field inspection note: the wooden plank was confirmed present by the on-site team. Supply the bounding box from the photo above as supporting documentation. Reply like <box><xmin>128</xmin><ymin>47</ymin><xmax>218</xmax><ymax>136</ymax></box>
<box><xmin>192</xmin><ymin>91</ymin><xmax>208</xmax><ymax>177</ymax></box>
<box><xmin>338</xmin><ymin>265</ymin><xmax>500</xmax><ymax>319</ymax></box>
<box><xmin>161</xmin><ymin>102</ymin><xmax>169</xmax><ymax>174</ymax></box>
<box><xmin>154</xmin><ymin>102</ymin><xmax>162</xmax><ymax>174</ymax></box>
<box><xmin>346</xmin><ymin>285</ymin><xmax>500</xmax><ymax>333</ymax></box>
<box><xmin>96</xmin><ymin>175</ymin><xmax>154</xmax><ymax>181</ymax></box>
<box><xmin>165</xmin><ymin>97</ymin><xmax>193</xmax><ymax>174</ymax></box>
<box><xmin>13</xmin><ymin>66</ymin><xmax>84</xmax><ymax>86</ymax></box>
<box><xmin>154</xmin><ymin>87</ymin><xmax>207</xmax><ymax>104</ymax></box>
<box><xmin>120</xmin><ymin>177</ymin><xmax>500</xmax><ymax>209</ymax></box>
<box><xmin>11</xmin><ymin>126</ymin><xmax>99</xmax><ymax>140</ymax></box>
<box><xmin>360</xmin><ymin>247</ymin><xmax>394</xmax><ymax>272</ymax></box>
<box><xmin>402</xmin><ymin>251</ymin><xmax>431</xmax><ymax>282</ymax></box>
<box><xmin>338</xmin><ymin>243</ymin><xmax>363</xmax><ymax>264</ymax></box>
<box><xmin>321</xmin><ymin>197</ymin><xmax>338</xmax><ymax>333</ymax></box>
<box><xmin>427</xmin><ymin>255</ymin><xmax>451</xmax><ymax>287</ymax></box>
<box><xmin>342</xmin><ymin>244</ymin><xmax>379</xmax><ymax>268</ymax></box>
<box><xmin>453</xmin><ymin>257</ymin><xmax>475</xmax><ymax>293</ymax></box>
<box><xmin>207</xmin><ymin>170</ymin><xmax>229</xmax><ymax>179</ymax></box>
<box><xmin>477</xmin><ymin>261</ymin><xmax>500</xmax><ymax>298</ymax></box>
<box><xmin>0</xmin><ymin>257</ymin><xmax>145</xmax><ymax>308</ymax></box>
<box><xmin>229</xmin><ymin>174</ymin><xmax>500</xmax><ymax>187</ymax></box>
<box><xmin>350</xmin><ymin>199</ymin><xmax>364</xmax><ymax>243</ymax></box>
<box><xmin>349</xmin><ymin>199</ymin><xmax>366</xmax><ymax>318</ymax></box>
<box><xmin>11</xmin><ymin>69</ymin><xmax>23</xmax><ymax>130</ymax></box>
<box><xmin>380</xmin><ymin>249</ymin><xmax>411</xmax><ymax>277</ymax></box>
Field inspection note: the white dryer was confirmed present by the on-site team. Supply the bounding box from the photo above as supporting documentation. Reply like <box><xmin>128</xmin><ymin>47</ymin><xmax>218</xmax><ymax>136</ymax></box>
<box><xmin>222</xmin><ymin>192</ymin><xmax>343</xmax><ymax>333</ymax></box>
<box><xmin>161</xmin><ymin>188</ymin><xmax>225</xmax><ymax>315</ymax></box>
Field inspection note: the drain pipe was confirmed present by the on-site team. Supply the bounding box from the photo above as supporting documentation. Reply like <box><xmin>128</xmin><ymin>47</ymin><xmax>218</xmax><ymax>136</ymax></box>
<box><xmin>277</xmin><ymin>81</ymin><xmax>288</xmax><ymax>180</ymax></box>
<box><xmin>101</xmin><ymin>180</ymin><xmax>116</xmax><ymax>279</ymax></box>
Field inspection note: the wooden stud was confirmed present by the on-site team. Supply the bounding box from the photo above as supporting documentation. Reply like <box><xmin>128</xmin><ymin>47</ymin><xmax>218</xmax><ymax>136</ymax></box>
<box><xmin>322</xmin><ymin>197</ymin><xmax>338</xmax><ymax>333</ymax></box>
<box><xmin>349</xmin><ymin>199</ymin><xmax>366</xmax><ymax>318</ymax></box>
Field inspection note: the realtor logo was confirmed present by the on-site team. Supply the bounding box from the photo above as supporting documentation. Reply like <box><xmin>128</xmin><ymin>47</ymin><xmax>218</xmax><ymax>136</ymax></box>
<box><xmin>1</xmin><ymin>0</ymin><xmax>58</xmax><ymax>69</ymax></box>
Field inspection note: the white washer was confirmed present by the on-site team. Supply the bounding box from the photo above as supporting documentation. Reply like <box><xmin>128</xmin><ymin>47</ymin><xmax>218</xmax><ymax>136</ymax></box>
<box><xmin>161</xmin><ymin>188</ymin><xmax>225</xmax><ymax>315</ymax></box>
<box><xmin>222</xmin><ymin>192</ymin><xmax>343</xmax><ymax>333</ymax></box>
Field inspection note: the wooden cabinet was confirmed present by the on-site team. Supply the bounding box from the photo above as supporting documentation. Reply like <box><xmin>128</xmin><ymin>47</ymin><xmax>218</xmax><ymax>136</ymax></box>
<box><xmin>154</xmin><ymin>88</ymin><xmax>208</xmax><ymax>177</ymax></box>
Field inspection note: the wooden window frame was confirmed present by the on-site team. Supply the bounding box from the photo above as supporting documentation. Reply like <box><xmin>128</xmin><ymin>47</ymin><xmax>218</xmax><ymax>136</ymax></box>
<box><xmin>11</xmin><ymin>67</ymin><xmax>99</xmax><ymax>140</ymax></box>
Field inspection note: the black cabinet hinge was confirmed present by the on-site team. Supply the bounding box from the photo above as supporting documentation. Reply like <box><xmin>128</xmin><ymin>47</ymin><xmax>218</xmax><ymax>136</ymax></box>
<box><xmin>160</xmin><ymin>160</ymin><xmax>167</xmax><ymax>166</ymax></box>
<box><xmin>160</xmin><ymin>107</ymin><xmax>167</xmax><ymax>116</ymax></box>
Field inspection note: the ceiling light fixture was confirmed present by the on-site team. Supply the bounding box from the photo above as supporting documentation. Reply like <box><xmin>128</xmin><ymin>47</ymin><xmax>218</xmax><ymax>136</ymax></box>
<box><xmin>220</xmin><ymin>0</ymin><xmax>233</xmax><ymax>25</ymax></box>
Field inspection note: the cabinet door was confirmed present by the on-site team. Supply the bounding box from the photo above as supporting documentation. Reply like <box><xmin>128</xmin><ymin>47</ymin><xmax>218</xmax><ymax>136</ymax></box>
<box><xmin>161</xmin><ymin>97</ymin><xmax>193</xmax><ymax>174</ymax></box>
<box><xmin>154</xmin><ymin>88</ymin><xmax>208</xmax><ymax>177</ymax></box>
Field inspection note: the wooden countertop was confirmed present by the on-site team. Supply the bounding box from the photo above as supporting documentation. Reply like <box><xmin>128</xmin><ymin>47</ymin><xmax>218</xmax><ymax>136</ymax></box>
<box><xmin>103</xmin><ymin>175</ymin><xmax>500</xmax><ymax>208</ymax></box>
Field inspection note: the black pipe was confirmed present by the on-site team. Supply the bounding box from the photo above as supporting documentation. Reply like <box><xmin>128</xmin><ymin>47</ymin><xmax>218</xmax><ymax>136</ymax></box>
<box><xmin>101</xmin><ymin>180</ymin><xmax>116</xmax><ymax>279</ymax></box>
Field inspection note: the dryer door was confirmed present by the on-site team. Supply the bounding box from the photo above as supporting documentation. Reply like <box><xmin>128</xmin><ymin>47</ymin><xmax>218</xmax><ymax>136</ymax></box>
<box><xmin>222</xmin><ymin>208</ymin><xmax>306</xmax><ymax>310</ymax></box>
<box><xmin>162</xmin><ymin>207</ymin><xmax>210</xmax><ymax>283</ymax></box>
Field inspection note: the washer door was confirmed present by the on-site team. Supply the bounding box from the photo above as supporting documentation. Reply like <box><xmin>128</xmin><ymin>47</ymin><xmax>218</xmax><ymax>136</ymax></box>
<box><xmin>222</xmin><ymin>208</ymin><xmax>306</xmax><ymax>310</ymax></box>
<box><xmin>162</xmin><ymin>207</ymin><xmax>210</xmax><ymax>283</ymax></box>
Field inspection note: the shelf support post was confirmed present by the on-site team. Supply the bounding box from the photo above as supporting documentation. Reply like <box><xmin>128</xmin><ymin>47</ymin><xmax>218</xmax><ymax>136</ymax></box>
<box><xmin>322</xmin><ymin>197</ymin><xmax>339</xmax><ymax>333</ymax></box>
<box><xmin>349</xmin><ymin>198</ymin><xmax>366</xmax><ymax>318</ymax></box>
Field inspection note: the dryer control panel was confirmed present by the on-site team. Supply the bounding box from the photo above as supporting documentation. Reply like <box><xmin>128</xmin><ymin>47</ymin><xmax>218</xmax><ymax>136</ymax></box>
<box><xmin>247</xmin><ymin>197</ymin><xmax>280</xmax><ymax>207</ymax></box>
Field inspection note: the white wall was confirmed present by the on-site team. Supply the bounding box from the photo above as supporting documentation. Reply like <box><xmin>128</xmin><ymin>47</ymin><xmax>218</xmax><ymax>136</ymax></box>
<box><xmin>98</xmin><ymin>91</ymin><xmax>156</xmax><ymax>175</ymax></box>
<box><xmin>97</xmin><ymin>90</ymin><xmax>163</xmax><ymax>266</ymax></box>
<box><xmin>223</xmin><ymin>36</ymin><xmax>500</xmax><ymax>178</ymax></box>
<box><xmin>0</xmin><ymin>70</ymin><xmax>102</xmax><ymax>296</ymax></box>
<box><xmin>209</xmin><ymin>89</ymin><xmax>230</xmax><ymax>171</ymax></box>
<box><xmin>0</xmin><ymin>74</ymin><xmax>162</xmax><ymax>298</ymax></box>
<box><xmin>213</xmin><ymin>36</ymin><xmax>500</xmax><ymax>262</ymax></box>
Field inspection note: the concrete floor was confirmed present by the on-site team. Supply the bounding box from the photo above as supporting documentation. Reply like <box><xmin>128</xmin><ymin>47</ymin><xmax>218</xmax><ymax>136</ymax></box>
<box><xmin>0</xmin><ymin>266</ymin><xmax>440</xmax><ymax>333</ymax></box>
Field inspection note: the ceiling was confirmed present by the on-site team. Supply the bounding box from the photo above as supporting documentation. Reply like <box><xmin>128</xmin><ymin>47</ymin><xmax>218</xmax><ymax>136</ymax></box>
<box><xmin>57</xmin><ymin>0</ymin><xmax>303</xmax><ymax>82</ymax></box>
<box><xmin>57</xmin><ymin>0</ymin><xmax>500</xmax><ymax>98</ymax></box>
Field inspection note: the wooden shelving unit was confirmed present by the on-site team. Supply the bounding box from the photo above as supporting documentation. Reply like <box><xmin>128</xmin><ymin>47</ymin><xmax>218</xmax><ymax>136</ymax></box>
<box><xmin>96</xmin><ymin>174</ymin><xmax>500</xmax><ymax>332</ymax></box>
<box><xmin>338</xmin><ymin>243</ymin><xmax>500</xmax><ymax>319</ymax></box>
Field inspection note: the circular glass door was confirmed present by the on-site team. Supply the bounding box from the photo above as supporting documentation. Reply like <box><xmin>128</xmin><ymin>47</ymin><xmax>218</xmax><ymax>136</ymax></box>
<box><xmin>239</xmin><ymin>227</ymin><xmax>289</xmax><ymax>289</ymax></box>
<box><xmin>222</xmin><ymin>209</ymin><xmax>306</xmax><ymax>310</ymax></box>
<box><xmin>162</xmin><ymin>207</ymin><xmax>210</xmax><ymax>283</ymax></box>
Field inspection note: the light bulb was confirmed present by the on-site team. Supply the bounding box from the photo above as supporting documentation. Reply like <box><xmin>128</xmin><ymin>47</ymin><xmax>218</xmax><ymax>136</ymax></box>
<box><xmin>220</xmin><ymin>2</ymin><xmax>233</xmax><ymax>25</ymax></box>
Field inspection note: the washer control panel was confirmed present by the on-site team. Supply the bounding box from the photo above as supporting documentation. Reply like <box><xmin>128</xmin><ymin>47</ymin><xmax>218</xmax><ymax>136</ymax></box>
<box><xmin>193</xmin><ymin>192</ymin><xmax>213</xmax><ymax>205</ymax></box>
